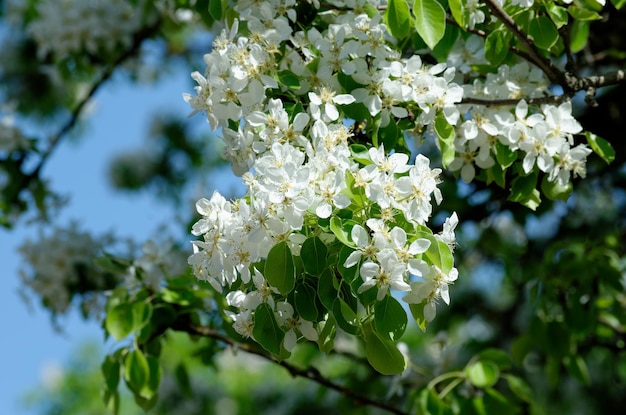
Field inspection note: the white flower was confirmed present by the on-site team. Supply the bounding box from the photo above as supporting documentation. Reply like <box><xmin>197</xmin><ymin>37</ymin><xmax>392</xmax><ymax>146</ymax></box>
<box><xmin>358</xmin><ymin>250</ymin><xmax>410</xmax><ymax>301</ymax></box>
<box><xmin>542</xmin><ymin>101</ymin><xmax>583</xmax><ymax>144</ymax></box>
<box><xmin>308</xmin><ymin>87</ymin><xmax>356</xmax><ymax>121</ymax></box>
<box><xmin>403</xmin><ymin>265</ymin><xmax>459</xmax><ymax>321</ymax></box>
<box><xmin>437</xmin><ymin>213</ymin><xmax>459</xmax><ymax>251</ymax></box>
<box><xmin>344</xmin><ymin>224</ymin><xmax>378</xmax><ymax>268</ymax></box>
<box><xmin>275</xmin><ymin>301</ymin><xmax>318</xmax><ymax>351</ymax></box>
<box><xmin>519</xmin><ymin>123</ymin><xmax>562</xmax><ymax>174</ymax></box>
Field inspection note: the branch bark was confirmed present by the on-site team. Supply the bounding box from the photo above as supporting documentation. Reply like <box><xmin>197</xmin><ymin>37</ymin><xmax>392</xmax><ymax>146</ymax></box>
<box><xmin>172</xmin><ymin>318</ymin><xmax>409</xmax><ymax>415</ymax></box>
<box><xmin>481</xmin><ymin>0</ymin><xmax>568</xmax><ymax>87</ymax></box>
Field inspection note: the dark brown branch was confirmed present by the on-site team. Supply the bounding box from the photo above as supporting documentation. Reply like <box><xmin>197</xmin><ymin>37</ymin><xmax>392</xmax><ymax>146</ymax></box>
<box><xmin>481</xmin><ymin>0</ymin><xmax>567</xmax><ymax>87</ymax></box>
<box><xmin>172</xmin><ymin>319</ymin><xmax>409</xmax><ymax>415</ymax></box>
<box><xmin>26</xmin><ymin>19</ymin><xmax>162</xmax><ymax>183</ymax></box>
<box><xmin>568</xmin><ymin>70</ymin><xmax>626</xmax><ymax>95</ymax></box>
<box><xmin>460</xmin><ymin>95</ymin><xmax>569</xmax><ymax>107</ymax></box>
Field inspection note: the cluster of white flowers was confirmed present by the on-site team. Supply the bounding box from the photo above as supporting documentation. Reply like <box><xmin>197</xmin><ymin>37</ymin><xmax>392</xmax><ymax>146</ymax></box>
<box><xmin>127</xmin><ymin>238</ymin><xmax>189</xmax><ymax>290</ymax></box>
<box><xmin>187</xmin><ymin>0</ymin><xmax>461</xmax><ymax>349</ymax></box>
<box><xmin>451</xmin><ymin>61</ymin><xmax>591</xmax><ymax>185</ymax></box>
<box><xmin>184</xmin><ymin>0</ymin><xmax>463</xmax><ymax>175</ymax></box>
<box><xmin>18</xmin><ymin>223</ymin><xmax>118</xmax><ymax>316</ymax></box>
<box><xmin>27</xmin><ymin>0</ymin><xmax>155</xmax><ymax>60</ymax></box>
<box><xmin>189</xmin><ymin>138</ymin><xmax>458</xmax><ymax>343</ymax></box>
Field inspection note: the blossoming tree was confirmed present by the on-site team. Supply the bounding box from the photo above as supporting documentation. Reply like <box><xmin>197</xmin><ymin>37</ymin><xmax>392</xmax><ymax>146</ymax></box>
<box><xmin>4</xmin><ymin>0</ymin><xmax>626</xmax><ymax>414</ymax></box>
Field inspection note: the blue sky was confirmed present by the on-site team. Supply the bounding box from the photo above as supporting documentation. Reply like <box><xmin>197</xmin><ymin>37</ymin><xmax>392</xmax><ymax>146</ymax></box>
<box><xmin>0</xmin><ymin>64</ymin><xmax>216</xmax><ymax>414</ymax></box>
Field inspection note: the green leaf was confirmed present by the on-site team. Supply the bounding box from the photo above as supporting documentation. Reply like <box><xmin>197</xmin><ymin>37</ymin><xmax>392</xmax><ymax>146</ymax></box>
<box><xmin>431</xmin><ymin>24</ymin><xmax>461</xmax><ymax>63</ymax></box>
<box><xmin>522</xmin><ymin>189</ymin><xmax>541</xmax><ymax>210</ymax></box>
<box><xmin>409</xmin><ymin>302</ymin><xmax>428</xmax><ymax>331</ymax></box>
<box><xmin>477</xmin><ymin>348</ymin><xmax>512</xmax><ymax>371</ymax></box>
<box><xmin>295</xmin><ymin>281</ymin><xmax>319</xmax><ymax>321</ymax></box>
<box><xmin>511</xmin><ymin>335</ymin><xmax>531</xmax><ymax>366</ymax></box>
<box><xmin>413</xmin><ymin>0</ymin><xmax>446</xmax><ymax>50</ymax></box>
<box><xmin>484</xmin><ymin>388</ymin><xmax>516</xmax><ymax>414</ymax></box>
<box><xmin>612</xmin><ymin>0</ymin><xmax>626</xmax><ymax>9</ymax></box>
<box><xmin>370</xmin><ymin>114</ymin><xmax>382</xmax><ymax>147</ymax></box>
<box><xmin>133</xmin><ymin>394</ymin><xmax>159</xmax><ymax>412</ymax></box>
<box><xmin>278</xmin><ymin>70</ymin><xmax>300</xmax><ymax>90</ymax></box>
<box><xmin>208</xmin><ymin>0</ymin><xmax>223</xmax><ymax>20</ymax></box>
<box><xmin>569</xmin><ymin>20</ymin><xmax>590</xmax><ymax>53</ymax></box>
<box><xmin>131</xmin><ymin>301</ymin><xmax>152</xmax><ymax>333</ymax></box>
<box><xmin>495</xmin><ymin>142</ymin><xmax>518</xmax><ymax>168</ymax></box>
<box><xmin>253</xmin><ymin>303</ymin><xmax>285</xmax><ymax>355</ymax></box>
<box><xmin>301</xmin><ymin>236</ymin><xmax>328</xmax><ymax>276</ymax></box>
<box><xmin>106</xmin><ymin>304</ymin><xmax>134</xmax><ymax>341</ymax></box>
<box><xmin>565</xmin><ymin>355</ymin><xmax>591</xmax><ymax>385</ymax></box>
<box><xmin>124</xmin><ymin>349</ymin><xmax>150</xmax><ymax>393</ymax></box>
<box><xmin>101</xmin><ymin>388</ymin><xmax>120</xmax><ymax>415</ymax></box>
<box><xmin>568</xmin><ymin>6</ymin><xmax>602</xmax><ymax>21</ymax></box>
<box><xmin>374</xmin><ymin>296</ymin><xmax>407</xmax><ymax>340</ymax></box>
<box><xmin>318</xmin><ymin>270</ymin><xmax>339</xmax><ymax>311</ymax></box>
<box><xmin>94</xmin><ymin>254</ymin><xmax>132</xmax><ymax>274</ymax></box>
<box><xmin>341</xmin><ymin>102</ymin><xmax>371</xmax><ymax>121</ymax></box>
<box><xmin>485</xmin><ymin>29</ymin><xmax>511</xmax><ymax>66</ymax></box>
<box><xmin>332</xmin><ymin>297</ymin><xmax>360</xmax><ymax>335</ymax></box>
<box><xmin>546</xmin><ymin>4</ymin><xmax>569</xmax><ymax>28</ymax></box>
<box><xmin>448</xmin><ymin>0</ymin><xmax>465</xmax><ymax>27</ymax></box>
<box><xmin>337</xmin><ymin>245</ymin><xmax>361</xmax><ymax>283</ymax></box>
<box><xmin>416</xmin><ymin>229</ymin><xmax>453</xmax><ymax>272</ymax></box>
<box><xmin>139</xmin><ymin>356</ymin><xmax>162</xmax><ymax>400</ymax></box>
<box><xmin>508</xmin><ymin>171</ymin><xmax>539</xmax><ymax>206</ymax></box>
<box><xmin>466</xmin><ymin>361</ymin><xmax>500</xmax><ymax>388</ymax></box>
<box><xmin>265</xmin><ymin>241</ymin><xmax>295</xmax><ymax>295</ymax></box>
<box><xmin>318</xmin><ymin>315</ymin><xmax>337</xmax><ymax>353</ymax></box>
<box><xmin>329</xmin><ymin>217</ymin><xmax>349</xmax><ymax>246</ymax></box>
<box><xmin>420</xmin><ymin>388</ymin><xmax>453</xmax><ymax>415</ymax></box>
<box><xmin>541</xmin><ymin>176</ymin><xmax>573</xmax><ymax>201</ymax></box>
<box><xmin>385</xmin><ymin>0</ymin><xmax>412</xmax><ymax>39</ymax></box>
<box><xmin>174</xmin><ymin>364</ymin><xmax>192</xmax><ymax>397</ymax></box>
<box><xmin>380</xmin><ymin>118</ymin><xmax>400</xmax><ymax>150</ymax></box>
<box><xmin>364</xmin><ymin>328</ymin><xmax>406</xmax><ymax>375</ymax></box>
<box><xmin>528</xmin><ymin>16</ymin><xmax>559</xmax><ymax>50</ymax></box>
<box><xmin>505</xmin><ymin>374</ymin><xmax>533</xmax><ymax>403</ymax></box>
<box><xmin>101</xmin><ymin>355</ymin><xmax>121</xmax><ymax>391</ymax></box>
<box><xmin>194</xmin><ymin>0</ymin><xmax>214</xmax><ymax>27</ymax></box>
<box><xmin>586</xmin><ymin>132</ymin><xmax>615</xmax><ymax>164</ymax></box>
<box><xmin>434</xmin><ymin>113</ymin><xmax>455</xmax><ymax>167</ymax></box>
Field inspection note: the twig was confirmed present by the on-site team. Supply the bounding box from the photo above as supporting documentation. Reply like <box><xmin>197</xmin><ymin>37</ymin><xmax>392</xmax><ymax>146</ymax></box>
<box><xmin>481</xmin><ymin>0</ymin><xmax>567</xmax><ymax>87</ymax></box>
<box><xmin>25</xmin><ymin>19</ymin><xmax>162</xmax><ymax>185</ymax></box>
<box><xmin>173</xmin><ymin>319</ymin><xmax>409</xmax><ymax>415</ymax></box>
<box><xmin>460</xmin><ymin>95</ymin><xmax>569</xmax><ymax>107</ymax></box>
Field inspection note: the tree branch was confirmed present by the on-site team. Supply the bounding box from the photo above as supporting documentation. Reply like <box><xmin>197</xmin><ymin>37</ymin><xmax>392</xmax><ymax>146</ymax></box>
<box><xmin>481</xmin><ymin>0</ymin><xmax>567</xmax><ymax>87</ymax></box>
<box><xmin>460</xmin><ymin>95</ymin><xmax>569</xmax><ymax>107</ymax></box>
<box><xmin>25</xmin><ymin>19</ymin><xmax>162</xmax><ymax>186</ymax></box>
<box><xmin>172</xmin><ymin>319</ymin><xmax>409</xmax><ymax>415</ymax></box>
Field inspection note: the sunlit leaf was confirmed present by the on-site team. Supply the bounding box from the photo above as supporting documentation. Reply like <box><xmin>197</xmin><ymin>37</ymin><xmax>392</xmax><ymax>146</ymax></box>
<box><xmin>413</xmin><ymin>0</ymin><xmax>446</xmax><ymax>50</ymax></box>
<box><xmin>124</xmin><ymin>349</ymin><xmax>149</xmax><ymax>393</ymax></box>
<box><xmin>529</xmin><ymin>16</ymin><xmax>559</xmax><ymax>50</ymax></box>
<box><xmin>434</xmin><ymin>114</ymin><xmax>455</xmax><ymax>168</ymax></box>
<box><xmin>265</xmin><ymin>241</ymin><xmax>295</xmax><ymax>295</ymax></box>
<box><xmin>374</xmin><ymin>295</ymin><xmax>407</xmax><ymax>340</ymax></box>
<box><xmin>253</xmin><ymin>303</ymin><xmax>285</xmax><ymax>355</ymax></box>
<box><xmin>466</xmin><ymin>361</ymin><xmax>500</xmax><ymax>388</ymax></box>
<box><xmin>385</xmin><ymin>0</ymin><xmax>412</xmax><ymax>39</ymax></box>
<box><xmin>505</xmin><ymin>375</ymin><xmax>533</xmax><ymax>403</ymax></box>
<box><xmin>301</xmin><ymin>236</ymin><xmax>327</xmax><ymax>276</ymax></box>
<box><xmin>586</xmin><ymin>131</ymin><xmax>615</xmax><ymax>164</ymax></box>
<box><xmin>364</xmin><ymin>329</ymin><xmax>406</xmax><ymax>375</ymax></box>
